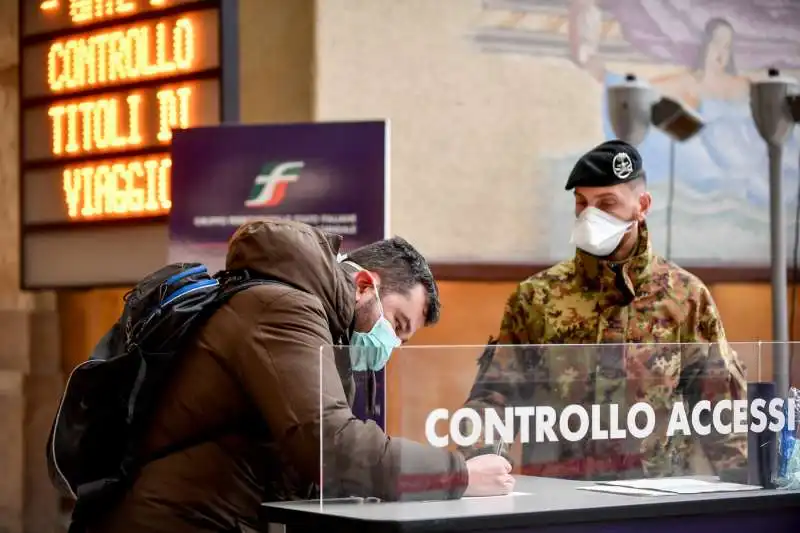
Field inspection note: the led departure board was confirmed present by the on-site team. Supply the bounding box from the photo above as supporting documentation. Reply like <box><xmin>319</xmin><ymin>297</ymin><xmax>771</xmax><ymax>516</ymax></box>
<box><xmin>20</xmin><ymin>0</ymin><xmax>237</xmax><ymax>289</ymax></box>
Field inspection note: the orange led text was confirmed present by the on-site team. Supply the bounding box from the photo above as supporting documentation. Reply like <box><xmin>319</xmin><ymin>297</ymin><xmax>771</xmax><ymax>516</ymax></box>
<box><xmin>156</xmin><ymin>87</ymin><xmax>191</xmax><ymax>142</ymax></box>
<box><xmin>63</xmin><ymin>156</ymin><xmax>172</xmax><ymax>219</ymax></box>
<box><xmin>68</xmin><ymin>0</ymin><xmax>135</xmax><ymax>23</ymax></box>
<box><xmin>40</xmin><ymin>1</ymin><xmax>172</xmax><ymax>23</ymax></box>
<box><xmin>47</xmin><ymin>16</ymin><xmax>195</xmax><ymax>93</ymax></box>
<box><xmin>39</xmin><ymin>0</ymin><xmax>59</xmax><ymax>12</ymax></box>
<box><xmin>47</xmin><ymin>85</ymin><xmax>193</xmax><ymax>157</ymax></box>
<box><xmin>48</xmin><ymin>94</ymin><xmax>144</xmax><ymax>155</ymax></box>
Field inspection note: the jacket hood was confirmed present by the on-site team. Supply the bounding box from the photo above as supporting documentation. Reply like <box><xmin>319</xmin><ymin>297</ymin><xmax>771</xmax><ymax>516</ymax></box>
<box><xmin>225</xmin><ymin>219</ymin><xmax>355</xmax><ymax>339</ymax></box>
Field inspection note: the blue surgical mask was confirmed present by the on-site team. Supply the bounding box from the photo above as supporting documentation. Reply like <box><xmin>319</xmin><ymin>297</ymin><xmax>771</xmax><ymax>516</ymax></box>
<box><xmin>350</xmin><ymin>282</ymin><xmax>401</xmax><ymax>372</ymax></box>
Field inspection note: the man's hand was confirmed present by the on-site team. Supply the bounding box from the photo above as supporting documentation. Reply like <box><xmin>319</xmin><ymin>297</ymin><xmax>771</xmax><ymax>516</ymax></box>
<box><xmin>463</xmin><ymin>454</ymin><xmax>515</xmax><ymax>497</ymax></box>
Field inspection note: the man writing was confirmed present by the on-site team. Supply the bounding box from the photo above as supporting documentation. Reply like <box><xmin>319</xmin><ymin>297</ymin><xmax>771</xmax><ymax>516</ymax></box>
<box><xmin>92</xmin><ymin>219</ymin><xmax>513</xmax><ymax>533</ymax></box>
<box><xmin>460</xmin><ymin>140</ymin><xmax>747</xmax><ymax>480</ymax></box>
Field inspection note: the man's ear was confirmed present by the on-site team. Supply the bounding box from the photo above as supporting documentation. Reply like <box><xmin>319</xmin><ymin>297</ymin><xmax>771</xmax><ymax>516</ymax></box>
<box><xmin>638</xmin><ymin>192</ymin><xmax>653</xmax><ymax>220</ymax></box>
<box><xmin>353</xmin><ymin>270</ymin><xmax>379</xmax><ymax>297</ymax></box>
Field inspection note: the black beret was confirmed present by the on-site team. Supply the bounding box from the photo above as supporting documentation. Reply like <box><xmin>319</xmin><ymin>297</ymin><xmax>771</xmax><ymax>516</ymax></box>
<box><xmin>565</xmin><ymin>139</ymin><xmax>643</xmax><ymax>190</ymax></box>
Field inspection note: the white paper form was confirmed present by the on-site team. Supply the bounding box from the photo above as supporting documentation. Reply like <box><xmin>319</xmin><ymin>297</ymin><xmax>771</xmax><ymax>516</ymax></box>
<box><xmin>601</xmin><ymin>478</ymin><xmax>762</xmax><ymax>494</ymax></box>
<box><xmin>461</xmin><ymin>492</ymin><xmax>533</xmax><ymax>500</ymax></box>
<box><xmin>577</xmin><ymin>485</ymin><xmax>666</xmax><ymax>496</ymax></box>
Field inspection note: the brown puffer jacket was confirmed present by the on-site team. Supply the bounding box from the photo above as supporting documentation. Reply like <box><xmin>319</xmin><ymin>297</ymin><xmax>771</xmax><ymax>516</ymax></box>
<box><xmin>89</xmin><ymin>220</ymin><xmax>468</xmax><ymax>533</ymax></box>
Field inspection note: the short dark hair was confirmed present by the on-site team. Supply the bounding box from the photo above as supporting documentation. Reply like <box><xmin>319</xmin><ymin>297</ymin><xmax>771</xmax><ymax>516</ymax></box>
<box><xmin>346</xmin><ymin>237</ymin><xmax>441</xmax><ymax>325</ymax></box>
<box><xmin>627</xmin><ymin>174</ymin><xmax>647</xmax><ymax>191</ymax></box>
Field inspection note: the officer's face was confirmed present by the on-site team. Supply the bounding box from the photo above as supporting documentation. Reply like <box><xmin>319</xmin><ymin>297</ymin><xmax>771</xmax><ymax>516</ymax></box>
<box><xmin>574</xmin><ymin>184</ymin><xmax>651</xmax><ymax>222</ymax></box>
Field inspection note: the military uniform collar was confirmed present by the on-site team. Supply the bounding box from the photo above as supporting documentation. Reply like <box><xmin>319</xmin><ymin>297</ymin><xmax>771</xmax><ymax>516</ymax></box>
<box><xmin>574</xmin><ymin>222</ymin><xmax>653</xmax><ymax>299</ymax></box>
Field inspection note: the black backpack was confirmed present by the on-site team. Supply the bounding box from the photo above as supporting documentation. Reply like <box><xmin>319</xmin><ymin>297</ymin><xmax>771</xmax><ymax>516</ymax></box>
<box><xmin>45</xmin><ymin>263</ymin><xmax>280</xmax><ymax>532</ymax></box>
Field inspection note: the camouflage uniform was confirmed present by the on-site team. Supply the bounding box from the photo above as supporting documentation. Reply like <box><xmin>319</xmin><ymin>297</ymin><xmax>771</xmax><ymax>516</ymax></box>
<box><xmin>460</xmin><ymin>223</ymin><xmax>747</xmax><ymax>480</ymax></box>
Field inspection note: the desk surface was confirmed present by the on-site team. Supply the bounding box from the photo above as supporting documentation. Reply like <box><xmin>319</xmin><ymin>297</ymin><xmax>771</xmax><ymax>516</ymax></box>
<box><xmin>261</xmin><ymin>476</ymin><xmax>800</xmax><ymax>532</ymax></box>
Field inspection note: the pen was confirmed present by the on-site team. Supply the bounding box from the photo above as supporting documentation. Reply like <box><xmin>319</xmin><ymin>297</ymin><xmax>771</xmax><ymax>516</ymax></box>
<box><xmin>494</xmin><ymin>440</ymin><xmax>503</xmax><ymax>455</ymax></box>
<box><xmin>302</xmin><ymin>496</ymin><xmax>382</xmax><ymax>505</ymax></box>
<box><xmin>302</xmin><ymin>497</ymin><xmax>364</xmax><ymax>505</ymax></box>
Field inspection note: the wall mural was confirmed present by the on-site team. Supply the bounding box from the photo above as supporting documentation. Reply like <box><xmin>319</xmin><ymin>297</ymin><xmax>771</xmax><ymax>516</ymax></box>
<box><xmin>469</xmin><ymin>0</ymin><xmax>800</xmax><ymax>266</ymax></box>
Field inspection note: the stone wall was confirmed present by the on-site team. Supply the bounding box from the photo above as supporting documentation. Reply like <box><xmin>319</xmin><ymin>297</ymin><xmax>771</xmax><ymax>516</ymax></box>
<box><xmin>0</xmin><ymin>0</ymin><xmax>63</xmax><ymax>531</ymax></box>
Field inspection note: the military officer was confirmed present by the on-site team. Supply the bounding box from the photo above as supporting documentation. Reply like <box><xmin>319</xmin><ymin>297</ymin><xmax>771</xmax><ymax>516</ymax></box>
<box><xmin>459</xmin><ymin>140</ymin><xmax>747</xmax><ymax>480</ymax></box>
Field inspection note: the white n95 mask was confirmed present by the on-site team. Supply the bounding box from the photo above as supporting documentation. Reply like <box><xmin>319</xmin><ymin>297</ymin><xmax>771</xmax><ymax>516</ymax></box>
<box><xmin>570</xmin><ymin>206</ymin><xmax>633</xmax><ymax>257</ymax></box>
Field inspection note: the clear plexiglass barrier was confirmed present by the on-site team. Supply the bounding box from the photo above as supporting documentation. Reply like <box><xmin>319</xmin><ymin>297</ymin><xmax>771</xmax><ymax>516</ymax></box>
<box><xmin>315</xmin><ymin>342</ymin><xmax>799</xmax><ymax>506</ymax></box>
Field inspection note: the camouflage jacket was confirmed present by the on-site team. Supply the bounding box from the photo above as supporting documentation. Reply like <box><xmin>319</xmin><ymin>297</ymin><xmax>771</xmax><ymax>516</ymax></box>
<box><xmin>461</xmin><ymin>224</ymin><xmax>747</xmax><ymax>480</ymax></box>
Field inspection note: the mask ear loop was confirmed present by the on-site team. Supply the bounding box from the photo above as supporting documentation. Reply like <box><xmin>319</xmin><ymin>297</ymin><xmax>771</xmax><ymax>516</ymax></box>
<box><xmin>345</xmin><ymin>260</ymin><xmax>383</xmax><ymax>309</ymax></box>
<box><xmin>368</xmin><ymin>275</ymin><xmax>386</xmax><ymax>317</ymax></box>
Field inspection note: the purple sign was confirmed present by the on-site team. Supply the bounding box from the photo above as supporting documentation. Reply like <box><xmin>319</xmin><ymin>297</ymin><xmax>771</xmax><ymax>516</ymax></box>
<box><xmin>168</xmin><ymin>121</ymin><xmax>389</xmax><ymax>429</ymax></box>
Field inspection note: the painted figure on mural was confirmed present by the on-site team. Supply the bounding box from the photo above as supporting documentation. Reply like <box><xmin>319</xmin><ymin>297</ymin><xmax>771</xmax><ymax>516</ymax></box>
<box><xmin>645</xmin><ymin>12</ymin><xmax>798</xmax><ymax>265</ymax></box>
<box><xmin>563</xmin><ymin>0</ymin><xmax>640</xmax><ymax>144</ymax></box>
<box><xmin>471</xmin><ymin>0</ymin><xmax>800</xmax><ymax>265</ymax></box>
<box><xmin>649</xmin><ymin>15</ymin><xmax>759</xmax><ymax>168</ymax></box>
<box><xmin>652</xmin><ymin>18</ymin><xmax>749</xmax><ymax>108</ymax></box>
<box><xmin>566</xmin><ymin>0</ymin><xmax>603</xmax><ymax>80</ymax></box>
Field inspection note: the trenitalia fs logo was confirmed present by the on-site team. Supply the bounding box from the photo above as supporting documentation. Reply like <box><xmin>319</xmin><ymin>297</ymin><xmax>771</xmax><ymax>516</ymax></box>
<box><xmin>245</xmin><ymin>161</ymin><xmax>305</xmax><ymax>208</ymax></box>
